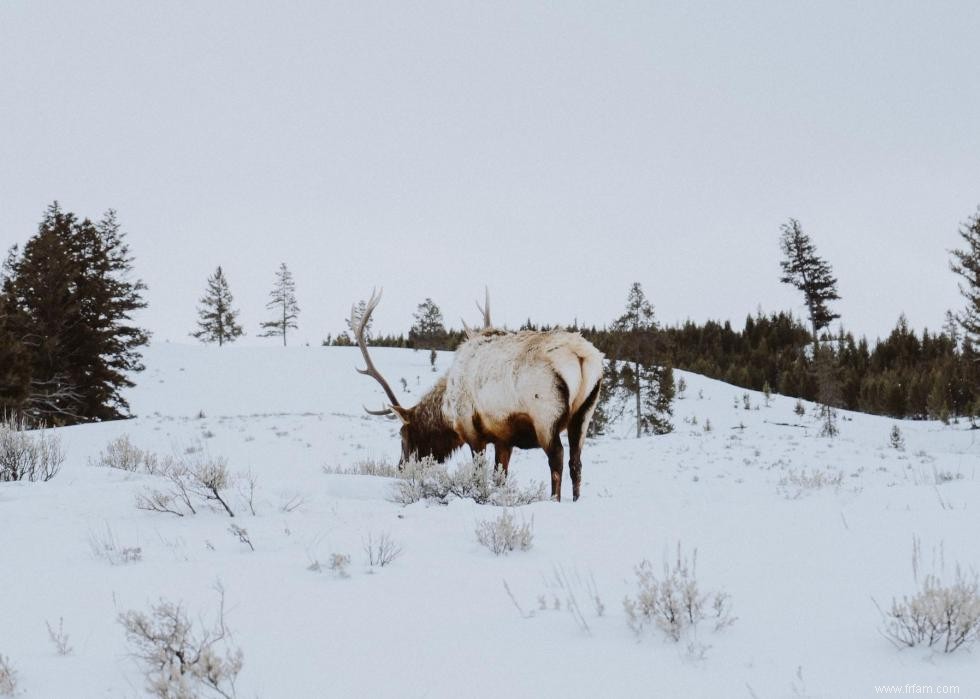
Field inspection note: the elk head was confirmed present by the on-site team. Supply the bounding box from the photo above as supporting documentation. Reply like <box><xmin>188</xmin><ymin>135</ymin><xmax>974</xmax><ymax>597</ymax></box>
<box><xmin>352</xmin><ymin>289</ymin><xmax>462</xmax><ymax>463</ymax></box>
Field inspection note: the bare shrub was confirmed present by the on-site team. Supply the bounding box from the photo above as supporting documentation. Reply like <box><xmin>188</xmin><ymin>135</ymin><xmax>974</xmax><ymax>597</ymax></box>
<box><xmin>541</xmin><ymin>565</ymin><xmax>602</xmax><ymax>633</ymax></box>
<box><xmin>119</xmin><ymin>584</ymin><xmax>243</xmax><ymax>699</ymax></box>
<box><xmin>623</xmin><ymin>545</ymin><xmax>735</xmax><ymax>642</ymax></box>
<box><xmin>392</xmin><ymin>454</ymin><xmax>546</xmax><ymax>506</ymax></box>
<box><xmin>89</xmin><ymin>523</ymin><xmax>143</xmax><ymax>565</ymax></box>
<box><xmin>227</xmin><ymin>524</ymin><xmax>254</xmax><ymax>552</ymax></box>
<box><xmin>136</xmin><ymin>457</ymin><xmax>198</xmax><ymax>517</ymax></box>
<box><xmin>46</xmin><ymin>617</ymin><xmax>73</xmax><ymax>656</ymax></box>
<box><xmin>0</xmin><ymin>654</ymin><xmax>17</xmax><ymax>696</ymax></box>
<box><xmin>363</xmin><ymin>532</ymin><xmax>402</xmax><ymax>568</ymax></box>
<box><xmin>0</xmin><ymin>415</ymin><xmax>64</xmax><ymax>482</ymax></box>
<box><xmin>192</xmin><ymin>457</ymin><xmax>236</xmax><ymax>517</ymax></box>
<box><xmin>136</xmin><ymin>455</ymin><xmax>237</xmax><ymax>518</ymax></box>
<box><xmin>476</xmin><ymin>510</ymin><xmax>533</xmax><ymax>555</ymax></box>
<box><xmin>90</xmin><ymin>434</ymin><xmax>158</xmax><ymax>473</ymax></box>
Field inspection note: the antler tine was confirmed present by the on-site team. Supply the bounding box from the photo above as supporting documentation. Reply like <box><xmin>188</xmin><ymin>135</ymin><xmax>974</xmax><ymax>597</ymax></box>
<box><xmin>352</xmin><ymin>288</ymin><xmax>402</xmax><ymax>413</ymax></box>
<box><xmin>475</xmin><ymin>286</ymin><xmax>491</xmax><ymax>330</ymax></box>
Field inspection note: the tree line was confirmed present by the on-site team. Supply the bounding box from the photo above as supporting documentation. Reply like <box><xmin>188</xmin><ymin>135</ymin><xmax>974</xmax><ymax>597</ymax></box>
<box><xmin>2</xmin><ymin>202</ymin><xmax>978</xmax><ymax>428</ymax></box>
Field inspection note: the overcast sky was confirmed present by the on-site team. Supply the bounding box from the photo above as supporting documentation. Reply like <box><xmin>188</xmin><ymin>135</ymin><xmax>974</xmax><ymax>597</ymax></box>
<box><xmin>1</xmin><ymin>1</ymin><xmax>977</xmax><ymax>345</ymax></box>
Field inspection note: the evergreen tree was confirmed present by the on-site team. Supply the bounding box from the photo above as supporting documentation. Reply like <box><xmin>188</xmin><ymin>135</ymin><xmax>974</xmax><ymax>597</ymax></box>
<box><xmin>612</xmin><ymin>282</ymin><xmax>673</xmax><ymax>437</ymax></box>
<box><xmin>0</xmin><ymin>245</ymin><xmax>29</xmax><ymax>412</ymax></box>
<box><xmin>779</xmin><ymin>219</ymin><xmax>841</xmax><ymax>352</ymax></box>
<box><xmin>0</xmin><ymin>317</ymin><xmax>30</xmax><ymax>412</ymax></box>
<box><xmin>192</xmin><ymin>266</ymin><xmax>244</xmax><ymax>346</ymax></box>
<box><xmin>943</xmin><ymin>310</ymin><xmax>960</xmax><ymax>348</ymax></box>
<box><xmin>2</xmin><ymin>203</ymin><xmax>149</xmax><ymax>422</ymax></box>
<box><xmin>258</xmin><ymin>263</ymin><xmax>299</xmax><ymax>346</ymax></box>
<box><xmin>814</xmin><ymin>347</ymin><xmax>841</xmax><ymax>437</ymax></box>
<box><xmin>950</xmin><ymin>209</ymin><xmax>980</xmax><ymax>350</ymax></box>
<box><xmin>409</xmin><ymin>298</ymin><xmax>447</xmax><ymax>350</ymax></box>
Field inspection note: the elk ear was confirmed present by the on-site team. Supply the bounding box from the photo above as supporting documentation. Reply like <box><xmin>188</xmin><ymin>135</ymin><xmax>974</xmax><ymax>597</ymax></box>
<box><xmin>391</xmin><ymin>405</ymin><xmax>411</xmax><ymax>425</ymax></box>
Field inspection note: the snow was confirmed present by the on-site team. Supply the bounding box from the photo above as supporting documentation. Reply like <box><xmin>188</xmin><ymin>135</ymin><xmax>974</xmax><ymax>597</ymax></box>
<box><xmin>1</xmin><ymin>343</ymin><xmax>978</xmax><ymax>697</ymax></box>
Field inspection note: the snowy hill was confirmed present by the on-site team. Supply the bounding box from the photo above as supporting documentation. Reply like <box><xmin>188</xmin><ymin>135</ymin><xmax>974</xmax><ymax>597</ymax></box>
<box><xmin>1</xmin><ymin>344</ymin><xmax>978</xmax><ymax>697</ymax></box>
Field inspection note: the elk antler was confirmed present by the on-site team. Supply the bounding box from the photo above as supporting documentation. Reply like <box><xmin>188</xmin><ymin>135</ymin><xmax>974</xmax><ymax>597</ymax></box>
<box><xmin>475</xmin><ymin>286</ymin><xmax>491</xmax><ymax>330</ymax></box>
<box><xmin>352</xmin><ymin>288</ymin><xmax>401</xmax><ymax>417</ymax></box>
<box><xmin>463</xmin><ymin>287</ymin><xmax>492</xmax><ymax>339</ymax></box>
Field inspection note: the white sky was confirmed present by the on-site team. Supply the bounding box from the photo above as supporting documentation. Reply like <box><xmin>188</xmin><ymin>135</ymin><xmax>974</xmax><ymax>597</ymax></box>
<box><xmin>1</xmin><ymin>1</ymin><xmax>977</xmax><ymax>345</ymax></box>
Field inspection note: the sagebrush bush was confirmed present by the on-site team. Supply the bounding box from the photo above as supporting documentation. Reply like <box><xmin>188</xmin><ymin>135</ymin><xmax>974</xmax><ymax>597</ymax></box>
<box><xmin>0</xmin><ymin>654</ymin><xmax>16</xmax><ymax>696</ymax></box>
<box><xmin>777</xmin><ymin>467</ymin><xmax>843</xmax><ymax>497</ymax></box>
<box><xmin>623</xmin><ymin>545</ymin><xmax>735</xmax><ymax>642</ymax></box>
<box><xmin>136</xmin><ymin>454</ymin><xmax>238</xmax><ymax>517</ymax></box>
<box><xmin>391</xmin><ymin>453</ymin><xmax>546</xmax><ymax>506</ymax></box>
<box><xmin>119</xmin><ymin>584</ymin><xmax>243</xmax><ymax>699</ymax></box>
<box><xmin>882</xmin><ymin>567</ymin><xmax>980</xmax><ymax>653</ymax></box>
<box><xmin>91</xmin><ymin>434</ymin><xmax>159</xmax><ymax>473</ymax></box>
<box><xmin>0</xmin><ymin>415</ymin><xmax>64</xmax><ymax>482</ymax></box>
<box><xmin>323</xmin><ymin>458</ymin><xmax>401</xmax><ymax>477</ymax></box>
<box><xmin>476</xmin><ymin>510</ymin><xmax>533</xmax><ymax>555</ymax></box>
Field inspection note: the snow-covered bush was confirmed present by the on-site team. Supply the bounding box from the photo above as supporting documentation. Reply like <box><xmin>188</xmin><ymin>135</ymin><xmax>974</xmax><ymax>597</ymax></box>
<box><xmin>391</xmin><ymin>453</ymin><xmax>545</xmax><ymax>506</ymax></box>
<box><xmin>623</xmin><ymin>546</ymin><xmax>735</xmax><ymax>642</ymax></box>
<box><xmin>323</xmin><ymin>457</ymin><xmax>400</xmax><ymax>477</ymax></box>
<box><xmin>0</xmin><ymin>415</ymin><xmax>64</xmax><ymax>482</ymax></box>
<box><xmin>476</xmin><ymin>510</ymin><xmax>533</xmax><ymax>555</ymax></box>
<box><xmin>881</xmin><ymin>567</ymin><xmax>980</xmax><ymax>653</ymax></box>
<box><xmin>90</xmin><ymin>434</ymin><xmax>159</xmax><ymax>473</ymax></box>
<box><xmin>777</xmin><ymin>467</ymin><xmax>843</xmax><ymax>497</ymax></box>
<box><xmin>119</xmin><ymin>585</ymin><xmax>243</xmax><ymax>699</ymax></box>
<box><xmin>329</xmin><ymin>553</ymin><xmax>351</xmax><ymax>577</ymax></box>
<box><xmin>0</xmin><ymin>654</ymin><xmax>17</xmax><ymax>696</ymax></box>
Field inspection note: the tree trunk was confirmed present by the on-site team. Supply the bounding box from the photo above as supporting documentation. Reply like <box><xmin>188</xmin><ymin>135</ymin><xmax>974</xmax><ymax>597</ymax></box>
<box><xmin>635</xmin><ymin>359</ymin><xmax>641</xmax><ymax>438</ymax></box>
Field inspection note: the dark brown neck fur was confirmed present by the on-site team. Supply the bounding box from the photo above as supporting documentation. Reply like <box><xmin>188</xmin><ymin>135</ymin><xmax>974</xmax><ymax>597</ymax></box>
<box><xmin>404</xmin><ymin>377</ymin><xmax>463</xmax><ymax>462</ymax></box>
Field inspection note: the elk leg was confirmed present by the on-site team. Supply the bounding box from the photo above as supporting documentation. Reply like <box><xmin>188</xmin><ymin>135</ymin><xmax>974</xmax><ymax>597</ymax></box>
<box><xmin>567</xmin><ymin>424</ymin><xmax>583</xmax><ymax>502</ymax></box>
<box><xmin>567</xmin><ymin>381</ymin><xmax>601</xmax><ymax>502</ymax></box>
<box><xmin>546</xmin><ymin>438</ymin><xmax>564</xmax><ymax>501</ymax></box>
<box><xmin>493</xmin><ymin>443</ymin><xmax>512</xmax><ymax>476</ymax></box>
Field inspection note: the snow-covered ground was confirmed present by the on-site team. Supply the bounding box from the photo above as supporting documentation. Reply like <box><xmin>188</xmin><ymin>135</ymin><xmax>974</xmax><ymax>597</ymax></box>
<box><xmin>2</xmin><ymin>344</ymin><xmax>978</xmax><ymax>698</ymax></box>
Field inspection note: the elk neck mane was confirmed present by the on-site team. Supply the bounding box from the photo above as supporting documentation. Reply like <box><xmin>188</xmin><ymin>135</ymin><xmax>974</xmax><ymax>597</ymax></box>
<box><xmin>404</xmin><ymin>376</ymin><xmax>463</xmax><ymax>462</ymax></box>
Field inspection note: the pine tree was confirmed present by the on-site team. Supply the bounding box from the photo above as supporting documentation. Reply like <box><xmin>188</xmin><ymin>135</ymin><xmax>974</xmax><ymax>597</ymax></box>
<box><xmin>2</xmin><ymin>204</ymin><xmax>149</xmax><ymax>422</ymax></box>
<box><xmin>0</xmin><ymin>246</ymin><xmax>29</xmax><ymax>412</ymax></box>
<box><xmin>409</xmin><ymin>298</ymin><xmax>447</xmax><ymax>350</ymax></box>
<box><xmin>192</xmin><ymin>267</ymin><xmax>244</xmax><ymax>346</ymax></box>
<box><xmin>779</xmin><ymin>219</ymin><xmax>841</xmax><ymax>353</ymax></box>
<box><xmin>612</xmin><ymin>282</ymin><xmax>673</xmax><ymax>437</ymax></box>
<box><xmin>815</xmin><ymin>347</ymin><xmax>842</xmax><ymax>437</ymax></box>
<box><xmin>0</xmin><ymin>317</ymin><xmax>30</xmax><ymax>412</ymax></box>
<box><xmin>943</xmin><ymin>310</ymin><xmax>961</xmax><ymax>348</ymax></box>
<box><xmin>950</xmin><ymin>209</ymin><xmax>980</xmax><ymax>351</ymax></box>
<box><xmin>259</xmin><ymin>263</ymin><xmax>299</xmax><ymax>346</ymax></box>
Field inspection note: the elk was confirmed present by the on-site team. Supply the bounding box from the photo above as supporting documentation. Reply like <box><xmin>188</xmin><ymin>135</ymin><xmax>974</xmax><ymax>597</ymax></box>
<box><xmin>353</xmin><ymin>289</ymin><xmax>604</xmax><ymax>501</ymax></box>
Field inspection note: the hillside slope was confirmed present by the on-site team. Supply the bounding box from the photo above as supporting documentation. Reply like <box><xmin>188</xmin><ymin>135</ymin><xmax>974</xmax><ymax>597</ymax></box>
<box><xmin>1</xmin><ymin>343</ymin><xmax>977</xmax><ymax>698</ymax></box>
